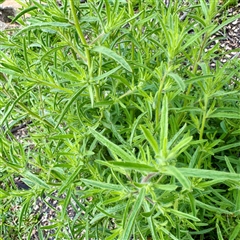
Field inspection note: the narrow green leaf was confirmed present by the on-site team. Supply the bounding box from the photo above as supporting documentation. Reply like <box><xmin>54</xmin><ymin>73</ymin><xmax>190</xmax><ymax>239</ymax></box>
<box><xmin>121</xmin><ymin>188</ymin><xmax>146</xmax><ymax>240</ymax></box>
<box><xmin>170</xmin><ymin>136</ymin><xmax>192</xmax><ymax>156</ymax></box>
<box><xmin>208</xmin><ymin>112</ymin><xmax>240</xmax><ymax>119</ymax></box>
<box><xmin>189</xmin><ymin>227</ymin><xmax>215</xmax><ymax>235</ymax></box>
<box><xmin>23</xmin><ymin>37</ymin><xmax>30</xmax><ymax>71</ymax></box>
<box><xmin>92</xmin><ymin>46</ymin><xmax>132</xmax><ymax>72</ymax></box>
<box><xmin>224</xmin><ymin>156</ymin><xmax>235</xmax><ymax>173</ymax></box>
<box><xmin>23</xmin><ymin>171</ymin><xmax>49</xmax><ymax>189</ymax></box>
<box><xmin>0</xmin><ymin>189</ymin><xmax>9</xmax><ymax>198</ymax></box>
<box><xmin>48</xmin><ymin>134</ymin><xmax>74</xmax><ymax>140</ymax></box>
<box><xmin>40</xmin><ymin>45</ymin><xmax>68</xmax><ymax>61</ymax></box>
<box><xmin>0</xmin><ymin>88</ymin><xmax>32</xmax><ymax>125</ymax></box>
<box><xmin>9</xmin><ymin>190</ymin><xmax>32</xmax><ymax>197</ymax></box>
<box><xmin>95</xmin><ymin>160</ymin><xmax>127</xmax><ymax>175</ymax></box>
<box><xmin>216</xmin><ymin>223</ymin><xmax>224</xmax><ymax>240</ymax></box>
<box><xmin>235</xmin><ymin>189</ymin><xmax>240</xmax><ymax>213</ymax></box>
<box><xmin>185</xmin><ymin>74</ymin><xmax>214</xmax><ymax>84</ymax></box>
<box><xmin>96</xmin><ymin>205</ymin><xmax>116</xmax><ymax>220</ymax></box>
<box><xmin>55</xmin><ymin>85</ymin><xmax>87</xmax><ymax>128</ymax></box>
<box><xmin>169</xmin><ymin>209</ymin><xmax>200</xmax><ymax>222</ymax></box>
<box><xmin>173</xmin><ymin>107</ymin><xmax>203</xmax><ymax>113</ymax></box>
<box><xmin>23</xmin><ymin>76</ymin><xmax>73</xmax><ymax>93</ymax></box>
<box><xmin>0</xmin><ymin>63</ymin><xmax>23</xmax><ymax>73</ymax></box>
<box><xmin>158</xmin><ymin>17</ymin><xmax>171</xmax><ymax>47</ymax></box>
<box><xmin>232</xmin><ymin>129</ymin><xmax>240</xmax><ymax>135</ymax></box>
<box><xmin>103</xmin><ymin>110</ymin><xmax>126</xmax><ymax>144</ymax></box>
<box><xmin>106</xmin><ymin>229</ymin><xmax>122</xmax><ymax>240</ymax></box>
<box><xmin>159</xmin><ymin>227</ymin><xmax>179</xmax><ymax>240</ymax></box>
<box><xmin>90</xmin><ymin>128</ymin><xmax>136</xmax><ymax>162</ymax></box>
<box><xmin>211</xmin><ymin>14</ymin><xmax>240</xmax><ymax>35</ymax></box>
<box><xmin>152</xmin><ymin>183</ymin><xmax>178</xmax><ymax>191</ymax></box>
<box><xmin>50</xmin><ymin>67</ymin><xmax>79</xmax><ymax>82</ymax></box>
<box><xmin>58</xmin><ymin>164</ymin><xmax>82</xmax><ymax>194</ymax></box>
<box><xmin>210</xmin><ymin>187</ymin><xmax>235</xmax><ymax>207</ymax></box>
<box><xmin>93</xmin><ymin>66</ymin><xmax>121</xmax><ymax>81</ymax></box>
<box><xmin>88</xmin><ymin>84</ymin><xmax>94</xmax><ymax>107</ymax></box>
<box><xmin>14</xmin><ymin>22</ymin><xmax>72</xmax><ymax>36</ymax></box>
<box><xmin>141</xmin><ymin>125</ymin><xmax>159</xmax><ymax>154</ymax></box>
<box><xmin>130</xmin><ymin>112</ymin><xmax>146</xmax><ymax>145</ymax></box>
<box><xmin>11</xmin><ymin>5</ymin><xmax>37</xmax><ymax>23</ymax></box>
<box><xmin>189</xmin><ymin>146</ymin><xmax>200</xmax><ymax>168</ymax></box>
<box><xmin>62</xmin><ymin>187</ymin><xmax>72</xmax><ymax>218</ymax></box>
<box><xmin>0</xmin><ymin>68</ymin><xmax>17</xmax><ymax>77</ymax></box>
<box><xmin>213</xmin><ymin>142</ymin><xmax>240</xmax><ymax>153</ymax></box>
<box><xmin>18</xmin><ymin>199</ymin><xmax>31</xmax><ymax>232</ymax></box>
<box><xmin>168</xmin><ymin>124</ymin><xmax>187</xmax><ymax>149</ymax></box>
<box><xmin>91</xmin><ymin>204</ymin><xmax>126</xmax><ymax>224</ymax></box>
<box><xmin>168</xmin><ymin>73</ymin><xmax>186</xmax><ymax>91</ymax></box>
<box><xmin>188</xmin><ymin>193</ymin><xmax>197</xmax><ymax>217</ymax></box>
<box><xmin>195</xmin><ymin>200</ymin><xmax>232</xmax><ymax>214</ymax></box>
<box><xmin>93</xmin><ymin>101</ymin><xmax>114</xmax><ymax>108</ymax></box>
<box><xmin>18</xmin><ymin>102</ymin><xmax>54</xmax><ymax>128</ymax></box>
<box><xmin>199</xmin><ymin>0</ymin><xmax>208</xmax><ymax>19</ymax></box>
<box><xmin>160</xmin><ymin>95</ymin><xmax>168</xmax><ymax>151</ymax></box>
<box><xmin>142</xmin><ymin>201</ymin><xmax>158</xmax><ymax>240</ymax></box>
<box><xmin>211</xmin><ymin>90</ymin><xmax>239</xmax><ymax>98</ymax></box>
<box><xmin>101</xmin><ymin>161</ymin><xmax>158</xmax><ymax>173</ymax></box>
<box><xmin>41</xmin><ymin>223</ymin><xmax>59</xmax><ymax>230</ymax></box>
<box><xmin>81</xmin><ymin>178</ymin><xmax>125</xmax><ymax>191</ymax></box>
<box><xmin>165</xmin><ymin>166</ymin><xmax>191</xmax><ymax>190</ymax></box>
<box><xmin>181</xmin><ymin>25</ymin><xmax>213</xmax><ymax>50</ymax></box>
<box><xmin>209</xmin><ymin>107</ymin><xmax>239</xmax><ymax>113</ymax></box>
<box><xmin>198</xmin><ymin>179</ymin><xmax>231</xmax><ymax>188</ymax></box>
<box><xmin>178</xmin><ymin>168</ymin><xmax>240</xmax><ymax>181</ymax></box>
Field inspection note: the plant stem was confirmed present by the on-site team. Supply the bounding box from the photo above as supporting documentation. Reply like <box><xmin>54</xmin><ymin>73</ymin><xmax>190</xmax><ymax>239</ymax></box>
<box><xmin>199</xmin><ymin>97</ymin><xmax>209</xmax><ymax>140</ymax></box>
<box><xmin>185</xmin><ymin>33</ymin><xmax>209</xmax><ymax>98</ymax></box>
<box><xmin>69</xmin><ymin>0</ymin><xmax>100</xmax><ymax>102</ymax></box>
<box><xmin>69</xmin><ymin>0</ymin><xmax>91</xmax><ymax>69</ymax></box>
<box><xmin>155</xmin><ymin>68</ymin><xmax>168</xmax><ymax>125</ymax></box>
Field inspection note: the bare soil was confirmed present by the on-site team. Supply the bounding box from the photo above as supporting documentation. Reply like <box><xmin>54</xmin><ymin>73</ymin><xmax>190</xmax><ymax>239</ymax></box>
<box><xmin>0</xmin><ymin>0</ymin><xmax>22</xmax><ymax>9</ymax></box>
<box><xmin>0</xmin><ymin>0</ymin><xmax>26</xmax><ymax>29</ymax></box>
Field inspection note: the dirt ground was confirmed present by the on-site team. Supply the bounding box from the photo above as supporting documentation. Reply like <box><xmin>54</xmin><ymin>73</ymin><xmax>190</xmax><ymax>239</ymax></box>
<box><xmin>0</xmin><ymin>0</ymin><xmax>22</xmax><ymax>9</ymax></box>
<box><xmin>0</xmin><ymin>0</ymin><xmax>27</xmax><ymax>28</ymax></box>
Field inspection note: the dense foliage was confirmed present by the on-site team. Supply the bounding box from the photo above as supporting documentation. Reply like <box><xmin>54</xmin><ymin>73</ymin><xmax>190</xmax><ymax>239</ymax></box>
<box><xmin>0</xmin><ymin>0</ymin><xmax>239</xmax><ymax>239</ymax></box>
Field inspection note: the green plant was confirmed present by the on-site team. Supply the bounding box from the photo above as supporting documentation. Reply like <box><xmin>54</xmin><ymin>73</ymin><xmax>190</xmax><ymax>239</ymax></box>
<box><xmin>0</xmin><ymin>0</ymin><xmax>239</xmax><ymax>239</ymax></box>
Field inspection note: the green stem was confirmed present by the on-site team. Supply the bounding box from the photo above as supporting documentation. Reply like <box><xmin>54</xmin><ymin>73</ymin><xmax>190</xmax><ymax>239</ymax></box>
<box><xmin>69</xmin><ymin>1</ymin><xmax>87</xmax><ymax>47</ymax></box>
<box><xmin>70</xmin><ymin>0</ymin><xmax>91</xmax><ymax>69</ymax></box>
<box><xmin>199</xmin><ymin>111</ymin><xmax>207</xmax><ymax>140</ymax></box>
<box><xmin>184</xmin><ymin>34</ymin><xmax>209</xmax><ymax>101</ymax></box>
<box><xmin>199</xmin><ymin>97</ymin><xmax>209</xmax><ymax>140</ymax></box>
<box><xmin>155</xmin><ymin>73</ymin><xmax>167</xmax><ymax>125</ymax></box>
<box><xmin>70</xmin><ymin>0</ymin><xmax>100</xmax><ymax>102</ymax></box>
<box><xmin>180</xmin><ymin>33</ymin><xmax>210</xmax><ymax>125</ymax></box>
<box><xmin>58</xmin><ymin>31</ymin><xmax>87</xmax><ymax>62</ymax></box>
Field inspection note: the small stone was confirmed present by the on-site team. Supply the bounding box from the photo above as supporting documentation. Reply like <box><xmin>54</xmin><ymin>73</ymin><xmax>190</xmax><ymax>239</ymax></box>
<box><xmin>0</xmin><ymin>6</ymin><xmax>15</xmax><ymax>22</ymax></box>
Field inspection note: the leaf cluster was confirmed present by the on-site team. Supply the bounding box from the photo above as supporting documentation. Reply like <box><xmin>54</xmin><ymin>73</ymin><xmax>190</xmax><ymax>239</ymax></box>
<box><xmin>0</xmin><ymin>0</ymin><xmax>239</xmax><ymax>239</ymax></box>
